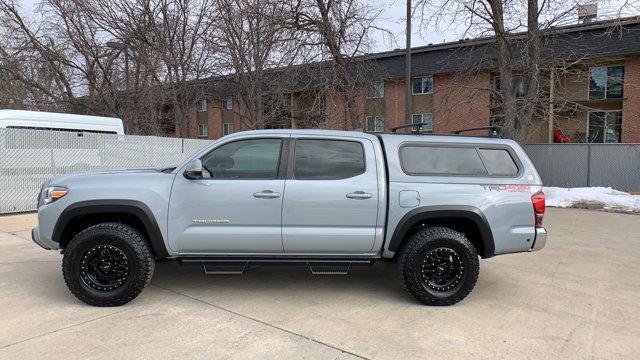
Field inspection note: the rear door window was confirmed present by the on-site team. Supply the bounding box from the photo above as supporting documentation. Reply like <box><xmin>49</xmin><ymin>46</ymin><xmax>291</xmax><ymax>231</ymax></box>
<box><xmin>294</xmin><ymin>139</ymin><xmax>365</xmax><ymax>180</ymax></box>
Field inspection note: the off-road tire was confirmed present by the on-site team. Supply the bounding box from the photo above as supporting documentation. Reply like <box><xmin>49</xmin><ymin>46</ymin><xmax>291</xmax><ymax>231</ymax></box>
<box><xmin>62</xmin><ymin>222</ymin><xmax>155</xmax><ymax>306</ymax></box>
<box><xmin>399</xmin><ymin>226</ymin><xmax>479</xmax><ymax>306</ymax></box>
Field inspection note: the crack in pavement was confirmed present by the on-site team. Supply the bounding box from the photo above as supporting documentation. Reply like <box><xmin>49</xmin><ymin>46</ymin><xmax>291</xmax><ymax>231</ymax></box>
<box><xmin>0</xmin><ymin>308</ymin><xmax>131</xmax><ymax>350</ymax></box>
<box><xmin>150</xmin><ymin>284</ymin><xmax>368</xmax><ymax>360</ymax></box>
<box><xmin>0</xmin><ymin>260</ymin><xmax>59</xmax><ymax>264</ymax></box>
<box><xmin>2</xmin><ymin>231</ymin><xmax>34</xmax><ymax>243</ymax></box>
<box><xmin>2</xmin><ymin>227</ymin><xmax>363</xmax><ymax>358</ymax></box>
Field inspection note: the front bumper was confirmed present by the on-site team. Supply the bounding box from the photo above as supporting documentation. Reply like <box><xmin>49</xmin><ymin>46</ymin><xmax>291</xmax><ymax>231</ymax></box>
<box><xmin>529</xmin><ymin>227</ymin><xmax>547</xmax><ymax>252</ymax></box>
<box><xmin>31</xmin><ymin>227</ymin><xmax>60</xmax><ymax>250</ymax></box>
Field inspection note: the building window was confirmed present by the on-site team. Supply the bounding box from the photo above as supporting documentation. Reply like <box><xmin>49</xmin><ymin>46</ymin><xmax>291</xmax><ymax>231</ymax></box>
<box><xmin>223</xmin><ymin>122</ymin><xmax>234</xmax><ymax>136</ymax></box>
<box><xmin>411</xmin><ymin>113</ymin><xmax>433</xmax><ymax>131</ymax></box>
<box><xmin>589</xmin><ymin>66</ymin><xmax>624</xmax><ymax>100</ymax></box>
<box><xmin>412</xmin><ymin>76</ymin><xmax>433</xmax><ymax>94</ymax></box>
<box><xmin>491</xmin><ymin>75</ymin><xmax>524</xmax><ymax>97</ymax></box>
<box><xmin>197</xmin><ymin>99</ymin><xmax>207</xmax><ymax>112</ymax></box>
<box><xmin>366</xmin><ymin>116</ymin><xmax>384</xmax><ymax>132</ymax></box>
<box><xmin>197</xmin><ymin>123</ymin><xmax>208</xmax><ymax>138</ymax></box>
<box><xmin>588</xmin><ymin>111</ymin><xmax>622</xmax><ymax>143</ymax></box>
<box><xmin>223</xmin><ymin>97</ymin><xmax>233</xmax><ymax>110</ymax></box>
<box><xmin>366</xmin><ymin>81</ymin><xmax>384</xmax><ymax>98</ymax></box>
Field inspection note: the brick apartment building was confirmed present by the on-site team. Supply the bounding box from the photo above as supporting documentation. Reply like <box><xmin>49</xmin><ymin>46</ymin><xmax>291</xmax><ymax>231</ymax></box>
<box><xmin>186</xmin><ymin>17</ymin><xmax>640</xmax><ymax>143</ymax></box>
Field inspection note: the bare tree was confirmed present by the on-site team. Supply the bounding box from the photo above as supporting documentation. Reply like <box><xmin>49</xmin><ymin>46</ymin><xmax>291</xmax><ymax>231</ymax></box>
<box><xmin>142</xmin><ymin>0</ymin><xmax>218</xmax><ymax>136</ymax></box>
<box><xmin>2</xmin><ymin>0</ymin><xmax>390</xmax><ymax>135</ymax></box>
<box><xmin>212</xmin><ymin>0</ymin><xmax>307</xmax><ymax>129</ymax></box>
<box><xmin>0</xmin><ymin>0</ymin><xmax>219</xmax><ymax>136</ymax></box>
<box><xmin>289</xmin><ymin>0</ymin><xmax>388</xmax><ymax>130</ymax></box>
<box><xmin>413</xmin><ymin>0</ymin><xmax>583</xmax><ymax>141</ymax></box>
<box><xmin>0</xmin><ymin>0</ymin><xmax>83</xmax><ymax>110</ymax></box>
<box><xmin>0</xmin><ymin>19</ymin><xmax>62</xmax><ymax>111</ymax></box>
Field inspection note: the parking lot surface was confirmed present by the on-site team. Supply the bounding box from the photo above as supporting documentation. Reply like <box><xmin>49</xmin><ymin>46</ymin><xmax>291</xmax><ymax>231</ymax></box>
<box><xmin>1</xmin><ymin>208</ymin><xmax>639</xmax><ymax>359</ymax></box>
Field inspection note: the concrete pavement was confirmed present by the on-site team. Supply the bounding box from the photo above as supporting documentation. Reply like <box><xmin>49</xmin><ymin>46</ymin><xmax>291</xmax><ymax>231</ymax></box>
<box><xmin>1</xmin><ymin>208</ymin><xmax>639</xmax><ymax>359</ymax></box>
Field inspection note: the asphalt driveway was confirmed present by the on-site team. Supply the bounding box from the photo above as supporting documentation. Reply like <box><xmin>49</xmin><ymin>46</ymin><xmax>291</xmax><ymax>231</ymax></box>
<box><xmin>1</xmin><ymin>208</ymin><xmax>639</xmax><ymax>359</ymax></box>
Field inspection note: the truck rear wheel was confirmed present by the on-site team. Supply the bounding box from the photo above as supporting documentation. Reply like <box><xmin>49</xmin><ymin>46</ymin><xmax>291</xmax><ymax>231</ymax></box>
<box><xmin>399</xmin><ymin>226</ymin><xmax>479</xmax><ymax>306</ymax></box>
<box><xmin>62</xmin><ymin>223</ymin><xmax>155</xmax><ymax>306</ymax></box>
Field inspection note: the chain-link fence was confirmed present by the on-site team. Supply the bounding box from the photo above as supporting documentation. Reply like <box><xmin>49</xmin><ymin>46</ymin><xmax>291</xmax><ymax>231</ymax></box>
<box><xmin>0</xmin><ymin>128</ymin><xmax>210</xmax><ymax>214</ymax></box>
<box><xmin>2</xmin><ymin>129</ymin><xmax>639</xmax><ymax>214</ymax></box>
<box><xmin>524</xmin><ymin>144</ymin><xmax>640</xmax><ymax>192</ymax></box>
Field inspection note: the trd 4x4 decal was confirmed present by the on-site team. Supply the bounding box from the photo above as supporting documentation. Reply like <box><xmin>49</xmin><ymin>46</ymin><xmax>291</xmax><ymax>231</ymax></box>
<box><xmin>481</xmin><ymin>185</ymin><xmax>531</xmax><ymax>192</ymax></box>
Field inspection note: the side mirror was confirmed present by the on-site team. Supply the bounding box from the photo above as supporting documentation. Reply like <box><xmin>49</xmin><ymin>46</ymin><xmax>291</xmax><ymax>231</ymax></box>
<box><xmin>183</xmin><ymin>159</ymin><xmax>203</xmax><ymax>180</ymax></box>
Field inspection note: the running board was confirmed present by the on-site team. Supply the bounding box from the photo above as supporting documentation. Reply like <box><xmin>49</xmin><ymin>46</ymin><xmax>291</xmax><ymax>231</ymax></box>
<box><xmin>179</xmin><ymin>257</ymin><xmax>376</xmax><ymax>276</ymax></box>
<box><xmin>202</xmin><ymin>262</ymin><xmax>248</xmax><ymax>275</ymax></box>
<box><xmin>307</xmin><ymin>262</ymin><xmax>352</xmax><ymax>275</ymax></box>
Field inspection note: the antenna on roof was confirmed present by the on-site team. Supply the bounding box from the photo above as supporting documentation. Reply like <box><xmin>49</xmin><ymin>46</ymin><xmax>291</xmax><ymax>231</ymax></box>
<box><xmin>577</xmin><ymin>3</ymin><xmax>597</xmax><ymax>24</ymax></box>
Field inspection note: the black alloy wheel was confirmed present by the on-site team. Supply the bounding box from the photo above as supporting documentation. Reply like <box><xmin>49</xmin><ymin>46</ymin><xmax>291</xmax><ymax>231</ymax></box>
<box><xmin>62</xmin><ymin>222</ymin><xmax>155</xmax><ymax>306</ymax></box>
<box><xmin>420</xmin><ymin>247</ymin><xmax>464</xmax><ymax>292</ymax></box>
<box><xmin>80</xmin><ymin>244</ymin><xmax>131</xmax><ymax>291</ymax></box>
<box><xmin>399</xmin><ymin>226</ymin><xmax>479</xmax><ymax>306</ymax></box>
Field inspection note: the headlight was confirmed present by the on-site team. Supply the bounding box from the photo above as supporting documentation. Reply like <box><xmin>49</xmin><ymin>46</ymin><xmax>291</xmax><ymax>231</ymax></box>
<box><xmin>39</xmin><ymin>186</ymin><xmax>68</xmax><ymax>207</ymax></box>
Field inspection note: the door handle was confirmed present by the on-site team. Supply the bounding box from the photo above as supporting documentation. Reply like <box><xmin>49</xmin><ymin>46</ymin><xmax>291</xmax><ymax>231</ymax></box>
<box><xmin>346</xmin><ymin>191</ymin><xmax>372</xmax><ymax>200</ymax></box>
<box><xmin>253</xmin><ymin>190</ymin><xmax>281</xmax><ymax>199</ymax></box>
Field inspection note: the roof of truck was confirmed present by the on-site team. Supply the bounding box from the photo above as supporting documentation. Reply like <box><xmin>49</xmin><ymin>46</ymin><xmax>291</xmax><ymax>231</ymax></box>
<box><xmin>227</xmin><ymin>129</ymin><xmax>379</xmax><ymax>140</ymax></box>
<box><xmin>227</xmin><ymin>129</ymin><xmax>516</xmax><ymax>145</ymax></box>
<box><xmin>379</xmin><ymin>133</ymin><xmax>519</xmax><ymax>146</ymax></box>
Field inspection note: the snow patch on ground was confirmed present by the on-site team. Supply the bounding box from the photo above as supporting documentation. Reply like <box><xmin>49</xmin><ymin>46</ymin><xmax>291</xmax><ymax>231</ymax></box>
<box><xmin>544</xmin><ymin>187</ymin><xmax>640</xmax><ymax>214</ymax></box>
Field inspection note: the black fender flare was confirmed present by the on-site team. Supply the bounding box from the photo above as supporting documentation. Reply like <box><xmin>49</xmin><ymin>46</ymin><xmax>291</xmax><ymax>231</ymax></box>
<box><xmin>52</xmin><ymin>199</ymin><xmax>170</xmax><ymax>258</ymax></box>
<box><xmin>388</xmin><ymin>205</ymin><xmax>495</xmax><ymax>258</ymax></box>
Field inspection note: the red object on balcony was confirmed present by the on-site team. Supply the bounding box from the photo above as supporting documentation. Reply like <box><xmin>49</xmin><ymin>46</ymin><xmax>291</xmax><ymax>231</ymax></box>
<box><xmin>553</xmin><ymin>129</ymin><xmax>571</xmax><ymax>143</ymax></box>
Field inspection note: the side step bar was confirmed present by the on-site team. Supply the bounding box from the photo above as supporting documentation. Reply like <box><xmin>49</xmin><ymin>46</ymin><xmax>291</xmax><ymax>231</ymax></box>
<box><xmin>202</xmin><ymin>262</ymin><xmax>248</xmax><ymax>275</ymax></box>
<box><xmin>307</xmin><ymin>262</ymin><xmax>352</xmax><ymax>275</ymax></box>
<box><xmin>179</xmin><ymin>257</ymin><xmax>376</xmax><ymax>276</ymax></box>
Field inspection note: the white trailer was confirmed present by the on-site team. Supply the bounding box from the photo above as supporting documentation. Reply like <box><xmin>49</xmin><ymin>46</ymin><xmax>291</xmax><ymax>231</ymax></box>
<box><xmin>0</xmin><ymin>111</ymin><xmax>126</xmax><ymax>211</ymax></box>
<box><xmin>0</xmin><ymin>110</ymin><xmax>124</xmax><ymax>134</ymax></box>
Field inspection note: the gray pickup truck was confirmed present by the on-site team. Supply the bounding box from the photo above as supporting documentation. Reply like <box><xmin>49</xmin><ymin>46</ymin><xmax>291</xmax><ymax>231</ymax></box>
<box><xmin>32</xmin><ymin>129</ymin><xmax>546</xmax><ymax>307</ymax></box>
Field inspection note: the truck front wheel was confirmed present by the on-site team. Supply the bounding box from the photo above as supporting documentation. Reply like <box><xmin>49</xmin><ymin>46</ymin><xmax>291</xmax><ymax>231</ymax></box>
<box><xmin>399</xmin><ymin>226</ymin><xmax>479</xmax><ymax>306</ymax></box>
<box><xmin>62</xmin><ymin>223</ymin><xmax>155</xmax><ymax>306</ymax></box>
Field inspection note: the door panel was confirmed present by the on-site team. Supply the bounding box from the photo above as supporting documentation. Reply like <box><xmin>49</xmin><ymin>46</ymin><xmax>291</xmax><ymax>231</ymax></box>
<box><xmin>168</xmin><ymin>137</ymin><xmax>286</xmax><ymax>254</ymax></box>
<box><xmin>282</xmin><ymin>138</ymin><xmax>379</xmax><ymax>253</ymax></box>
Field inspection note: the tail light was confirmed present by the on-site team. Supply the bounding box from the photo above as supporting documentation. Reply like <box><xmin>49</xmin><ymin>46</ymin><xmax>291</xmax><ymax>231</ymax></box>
<box><xmin>531</xmin><ymin>191</ymin><xmax>545</xmax><ymax>227</ymax></box>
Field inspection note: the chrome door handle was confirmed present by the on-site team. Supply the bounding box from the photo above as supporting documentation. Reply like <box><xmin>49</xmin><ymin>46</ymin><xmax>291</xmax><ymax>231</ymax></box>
<box><xmin>346</xmin><ymin>191</ymin><xmax>372</xmax><ymax>200</ymax></box>
<box><xmin>253</xmin><ymin>190</ymin><xmax>281</xmax><ymax>199</ymax></box>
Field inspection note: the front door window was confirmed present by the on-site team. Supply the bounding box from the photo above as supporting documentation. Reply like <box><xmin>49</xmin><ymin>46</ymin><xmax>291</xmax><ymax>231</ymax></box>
<box><xmin>200</xmin><ymin>139</ymin><xmax>282</xmax><ymax>179</ymax></box>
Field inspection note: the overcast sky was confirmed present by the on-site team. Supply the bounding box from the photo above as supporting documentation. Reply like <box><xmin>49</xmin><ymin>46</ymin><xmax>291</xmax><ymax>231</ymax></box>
<box><xmin>373</xmin><ymin>0</ymin><xmax>637</xmax><ymax>52</ymax></box>
<box><xmin>371</xmin><ymin>0</ymin><xmax>463</xmax><ymax>51</ymax></box>
<box><xmin>15</xmin><ymin>0</ymin><xmax>638</xmax><ymax>53</ymax></box>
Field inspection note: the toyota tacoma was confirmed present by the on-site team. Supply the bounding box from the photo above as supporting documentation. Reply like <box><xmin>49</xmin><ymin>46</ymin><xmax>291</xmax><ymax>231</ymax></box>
<box><xmin>32</xmin><ymin>127</ymin><xmax>546</xmax><ymax>306</ymax></box>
